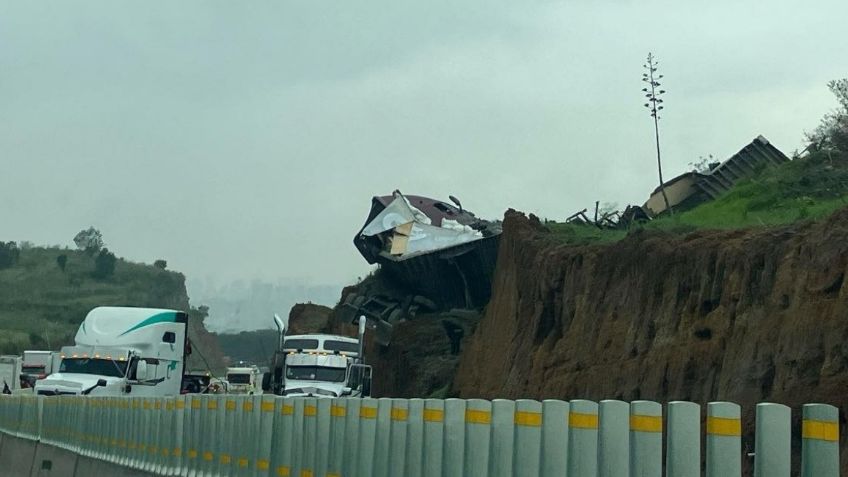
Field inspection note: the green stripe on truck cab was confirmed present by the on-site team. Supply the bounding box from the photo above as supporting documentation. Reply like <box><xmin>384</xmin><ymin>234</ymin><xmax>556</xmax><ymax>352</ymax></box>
<box><xmin>118</xmin><ymin>312</ymin><xmax>179</xmax><ymax>336</ymax></box>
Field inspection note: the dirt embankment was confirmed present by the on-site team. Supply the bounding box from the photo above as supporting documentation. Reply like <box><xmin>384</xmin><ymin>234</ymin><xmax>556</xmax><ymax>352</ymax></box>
<box><xmin>453</xmin><ymin>208</ymin><xmax>848</xmax><ymax>467</ymax></box>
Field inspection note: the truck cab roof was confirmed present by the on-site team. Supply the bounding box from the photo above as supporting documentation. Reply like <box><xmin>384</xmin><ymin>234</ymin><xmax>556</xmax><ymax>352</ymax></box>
<box><xmin>283</xmin><ymin>334</ymin><xmax>360</xmax><ymax>357</ymax></box>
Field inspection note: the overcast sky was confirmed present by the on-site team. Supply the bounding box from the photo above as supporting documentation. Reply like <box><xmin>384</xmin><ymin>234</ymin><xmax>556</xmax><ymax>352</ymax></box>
<box><xmin>1</xmin><ymin>1</ymin><xmax>846</xmax><ymax>291</ymax></box>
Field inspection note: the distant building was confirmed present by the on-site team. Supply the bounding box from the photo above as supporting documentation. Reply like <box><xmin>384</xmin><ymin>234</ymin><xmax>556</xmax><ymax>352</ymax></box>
<box><xmin>644</xmin><ymin>135</ymin><xmax>790</xmax><ymax>216</ymax></box>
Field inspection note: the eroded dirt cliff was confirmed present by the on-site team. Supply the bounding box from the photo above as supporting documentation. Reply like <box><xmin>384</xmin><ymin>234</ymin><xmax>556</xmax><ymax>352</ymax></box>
<box><xmin>453</xmin><ymin>208</ymin><xmax>848</xmax><ymax>468</ymax></box>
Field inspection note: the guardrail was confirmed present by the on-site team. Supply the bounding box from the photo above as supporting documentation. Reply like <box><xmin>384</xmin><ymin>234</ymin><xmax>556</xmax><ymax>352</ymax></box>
<box><xmin>0</xmin><ymin>395</ymin><xmax>840</xmax><ymax>476</ymax></box>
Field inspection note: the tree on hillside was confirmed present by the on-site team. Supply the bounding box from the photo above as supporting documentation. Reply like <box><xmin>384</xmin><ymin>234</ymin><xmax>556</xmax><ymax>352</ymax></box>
<box><xmin>73</xmin><ymin>227</ymin><xmax>104</xmax><ymax>255</ymax></box>
<box><xmin>154</xmin><ymin>259</ymin><xmax>167</xmax><ymax>270</ymax></box>
<box><xmin>642</xmin><ymin>53</ymin><xmax>672</xmax><ymax>214</ymax></box>
<box><xmin>0</xmin><ymin>242</ymin><xmax>20</xmax><ymax>269</ymax></box>
<box><xmin>807</xmin><ymin>78</ymin><xmax>848</xmax><ymax>154</ymax></box>
<box><xmin>56</xmin><ymin>254</ymin><xmax>68</xmax><ymax>272</ymax></box>
<box><xmin>92</xmin><ymin>248</ymin><xmax>117</xmax><ymax>279</ymax></box>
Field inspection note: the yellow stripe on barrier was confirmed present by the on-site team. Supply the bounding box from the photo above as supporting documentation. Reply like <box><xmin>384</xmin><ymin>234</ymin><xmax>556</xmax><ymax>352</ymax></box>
<box><xmin>391</xmin><ymin>408</ymin><xmax>409</xmax><ymax>421</ymax></box>
<box><xmin>300</xmin><ymin>470</ymin><xmax>314</xmax><ymax>477</ymax></box>
<box><xmin>243</xmin><ymin>401</ymin><xmax>254</xmax><ymax>412</ymax></box>
<box><xmin>630</xmin><ymin>415</ymin><xmax>663</xmax><ymax>433</ymax></box>
<box><xmin>220</xmin><ymin>453</ymin><xmax>232</xmax><ymax>464</ymax></box>
<box><xmin>226</xmin><ymin>400</ymin><xmax>237</xmax><ymax>411</ymax></box>
<box><xmin>305</xmin><ymin>405</ymin><xmax>317</xmax><ymax>417</ymax></box>
<box><xmin>569</xmin><ymin>412</ymin><xmax>599</xmax><ymax>429</ymax></box>
<box><xmin>175</xmin><ymin>400</ymin><xmax>185</xmax><ymax>410</ymax></box>
<box><xmin>162</xmin><ymin>448</ymin><xmax>170</xmax><ymax>457</ymax></box>
<box><xmin>262</xmin><ymin>401</ymin><xmax>275</xmax><ymax>412</ymax></box>
<box><xmin>281</xmin><ymin>405</ymin><xmax>294</xmax><ymax>416</ymax></box>
<box><xmin>802</xmin><ymin>419</ymin><xmax>839</xmax><ymax>442</ymax></box>
<box><xmin>515</xmin><ymin>411</ymin><xmax>542</xmax><ymax>427</ymax></box>
<box><xmin>466</xmin><ymin>409</ymin><xmax>492</xmax><ymax>424</ymax></box>
<box><xmin>238</xmin><ymin>457</ymin><xmax>249</xmax><ymax>467</ymax></box>
<box><xmin>207</xmin><ymin>400</ymin><xmax>218</xmax><ymax>410</ymax></box>
<box><xmin>173</xmin><ymin>448</ymin><xmax>182</xmax><ymax>457</ymax></box>
<box><xmin>276</xmin><ymin>466</ymin><xmax>291</xmax><ymax>476</ymax></box>
<box><xmin>165</xmin><ymin>401</ymin><xmax>174</xmax><ymax>411</ymax></box>
<box><xmin>327</xmin><ymin>473</ymin><xmax>341</xmax><ymax>477</ymax></box>
<box><xmin>188</xmin><ymin>449</ymin><xmax>198</xmax><ymax>459</ymax></box>
<box><xmin>331</xmin><ymin>405</ymin><xmax>346</xmax><ymax>417</ymax></box>
<box><xmin>360</xmin><ymin>407</ymin><xmax>378</xmax><ymax>419</ymax></box>
<box><xmin>203</xmin><ymin>451</ymin><xmax>214</xmax><ymax>461</ymax></box>
<box><xmin>257</xmin><ymin>459</ymin><xmax>270</xmax><ymax>470</ymax></box>
<box><xmin>706</xmin><ymin>417</ymin><xmax>741</xmax><ymax>437</ymax></box>
<box><xmin>424</xmin><ymin>409</ymin><xmax>445</xmax><ymax>422</ymax></box>
<box><xmin>191</xmin><ymin>399</ymin><xmax>201</xmax><ymax>410</ymax></box>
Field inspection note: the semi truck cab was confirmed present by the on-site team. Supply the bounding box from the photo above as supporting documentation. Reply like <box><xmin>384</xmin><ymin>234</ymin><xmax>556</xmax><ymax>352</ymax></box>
<box><xmin>264</xmin><ymin>315</ymin><xmax>372</xmax><ymax>398</ymax></box>
<box><xmin>34</xmin><ymin>307</ymin><xmax>190</xmax><ymax>397</ymax></box>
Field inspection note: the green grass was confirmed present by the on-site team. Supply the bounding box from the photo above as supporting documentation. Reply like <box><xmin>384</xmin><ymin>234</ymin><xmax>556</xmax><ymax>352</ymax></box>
<box><xmin>545</xmin><ymin>222</ymin><xmax>627</xmax><ymax>245</ymax></box>
<box><xmin>0</xmin><ymin>247</ymin><xmax>190</xmax><ymax>354</ymax></box>
<box><xmin>547</xmin><ymin>150</ymin><xmax>848</xmax><ymax>245</ymax></box>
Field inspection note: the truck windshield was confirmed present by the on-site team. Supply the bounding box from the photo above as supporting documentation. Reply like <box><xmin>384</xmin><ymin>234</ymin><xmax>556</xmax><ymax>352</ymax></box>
<box><xmin>227</xmin><ymin>374</ymin><xmax>251</xmax><ymax>384</ymax></box>
<box><xmin>60</xmin><ymin>358</ymin><xmax>128</xmax><ymax>378</ymax></box>
<box><xmin>286</xmin><ymin>366</ymin><xmax>346</xmax><ymax>382</ymax></box>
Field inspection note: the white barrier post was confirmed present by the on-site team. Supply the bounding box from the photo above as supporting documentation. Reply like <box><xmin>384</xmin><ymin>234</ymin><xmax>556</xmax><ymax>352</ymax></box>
<box><xmin>388</xmin><ymin>399</ymin><xmax>409</xmax><ymax>477</ymax></box>
<box><xmin>541</xmin><ymin>399</ymin><xmax>569</xmax><ymax>477</ymax></box>
<box><xmin>326</xmin><ymin>399</ymin><xmax>347</xmax><ymax>477</ymax></box>
<box><xmin>314</xmin><ymin>398</ymin><xmax>332</xmax><ymax>477</ymax></box>
<box><xmin>443</xmin><ymin>399</ymin><xmax>467</xmax><ymax>477</ymax></box>
<box><xmin>629</xmin><ymin>400</ymin><xmax>662</xmax><ymax>477</ymax></box>
<box><xmin>271</xmin><ymin>398</ymin><xmax>295</xmax><ymax>477</ymax></box>
<box><xmin>753</xmin><ymin>403</ymin><xmax>790</xmax><ymax>477</ymax></box>
<box><xmin>489</xmin><ymin>399</ymin><xmax>515</xmax><ymax>477</ymax></box>
<box><xmin>598</xmin><ymin>400</ymin><xmax>629</xmax><ymax>477</ymax></box>
<box><xmin>357</xmin><ymin>398</ymin><xmax>379</xmax><ymax>476</ymax></box>
<box><xmin>801</xmin><ymin>403</ymin><xmax>839</xmax><ymax>477</ymax></box>
<box><xmin>666</xmin><ymin>401</ymin><xmax>700</xmax><ymax>477</ymax></box>
<box><xmin>422</xmin><ymin>399</ymin><xmax>445</xmax><ymax>477</ymax></box>
<box><xmin>372</xmin><ymin>398</ymin><xmax>393</xmax><ymax>477</ymax></box>
<box><xmin>706</xmin><ymin>401</ymin><xmax>741</xmax><ymax>477</ymax></box>
<box><xmin>464</xmin><ymin>399</ymin><xmax>492</xmax><ymax>477</ymax></box>
<box><xmin>341</xmin><ymin>398</ymin><xmax>361</xmax><ymax>475</ymax></box>
<box><xmin>568</xmin><ymin>399</ymin><xmax>599</xmax><ymax>477</ymax></box>
<box><xmin>513</xmin><ymin>399</ymin><xmax>542</xmax><ymax>477</ymax></box>
<box><xmin>404</xmin><ymin>399</ymin><xmax>425</xmax><ymax>477</ymax></box>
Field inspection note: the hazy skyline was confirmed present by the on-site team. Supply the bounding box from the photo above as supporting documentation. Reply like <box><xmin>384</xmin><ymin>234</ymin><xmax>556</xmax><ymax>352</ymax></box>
<box><xmin>2</xmin><ymin>1</ymin><xmax>846</xmax><ymax>296</ymax></box>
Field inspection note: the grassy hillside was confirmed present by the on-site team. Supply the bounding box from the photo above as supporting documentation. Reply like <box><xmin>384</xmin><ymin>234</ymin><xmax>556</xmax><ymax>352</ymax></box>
<box><xmin>0</xmin><ymin>247</ymin><xmax>225</xmax><ymax>372</ymax></box>
<box><xmin>548</xmin><ymin>149</ymin><xmax>848</xmax><ymax>244</ymax></box>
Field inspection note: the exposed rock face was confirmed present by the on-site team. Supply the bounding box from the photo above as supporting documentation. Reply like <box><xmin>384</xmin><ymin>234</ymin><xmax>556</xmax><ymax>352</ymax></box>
<box><xmin>288</xmin><ymin>303</ymin><xmax>333</xmax><ymax>335</ymax></box>
<box><xmin>453</xmin><ymin>208</ymin><xmax>848</xmax><ymax>471</ymax></box>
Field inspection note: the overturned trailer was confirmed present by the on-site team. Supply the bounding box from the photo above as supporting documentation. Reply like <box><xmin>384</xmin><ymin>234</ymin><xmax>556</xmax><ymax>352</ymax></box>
<box><xmin>353</xmin><ymin>191</ymin><xmax>501</xmax><ymax>318</ymax></box>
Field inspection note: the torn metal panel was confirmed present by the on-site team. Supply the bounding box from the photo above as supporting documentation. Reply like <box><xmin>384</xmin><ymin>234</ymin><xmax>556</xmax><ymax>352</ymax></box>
<box><xmin>353</xmin><ymin>191</ymin><xmax>502</xmax><ymax>311</ymax></box>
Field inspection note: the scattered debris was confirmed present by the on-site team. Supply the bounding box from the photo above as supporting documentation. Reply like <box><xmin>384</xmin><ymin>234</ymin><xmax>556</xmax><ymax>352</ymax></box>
<box><xmin>349</xmin><ymin>191</ymin><xmax>502</xmax><ymax>344</ymax></box>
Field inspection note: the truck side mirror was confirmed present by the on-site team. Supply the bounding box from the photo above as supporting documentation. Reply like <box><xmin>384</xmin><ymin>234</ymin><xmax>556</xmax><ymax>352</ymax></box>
<box><xmin>135</xmin><ymin>361</ymin><xmax>149</xmax><ymax>381</ymax></box>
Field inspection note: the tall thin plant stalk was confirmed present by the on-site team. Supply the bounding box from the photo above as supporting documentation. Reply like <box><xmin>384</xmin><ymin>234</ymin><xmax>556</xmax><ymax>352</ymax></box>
<box><xmin>642</xmin><ymin>53</ymin><xmax>671</xmax><ymax>215</ymax></box>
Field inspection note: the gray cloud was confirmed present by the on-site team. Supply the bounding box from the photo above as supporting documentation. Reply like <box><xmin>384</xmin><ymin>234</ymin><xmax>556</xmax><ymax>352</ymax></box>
<box><xmin>1</xmin><ymin>0</ymin><xmax>845</xmax><ymax>299</ymax></box>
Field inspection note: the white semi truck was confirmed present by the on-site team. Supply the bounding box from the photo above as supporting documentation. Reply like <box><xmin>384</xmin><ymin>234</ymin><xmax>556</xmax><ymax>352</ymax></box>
<box><xmin>263</xmin><ymin>314</ymin><xmax>372</xmax><ymax>398</ymax></box>
<box><xmin>226</xmin><ymin>364</ymin><xmax>261</xmax><ymax>394</ymax></box>
<box><xmin>34</xmin><ymin>306</ymin><xmax>191</xmax><ymax>397</ymax></box>
<box><xmin>21</xmin><ymin>350</ymin><xmax>56</xmax><ymax>388</ymax></box>
<box><xmin>0</xmin><ymin>355</ymin><xmax>23</xmax><ymax>393</ymax></box>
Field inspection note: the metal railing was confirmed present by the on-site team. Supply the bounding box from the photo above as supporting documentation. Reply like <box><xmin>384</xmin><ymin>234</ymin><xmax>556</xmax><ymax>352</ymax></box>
<box><xmin>0</xmin><ymin>395</ymin><xmax>839</xmax><ymax>476</ymax></box>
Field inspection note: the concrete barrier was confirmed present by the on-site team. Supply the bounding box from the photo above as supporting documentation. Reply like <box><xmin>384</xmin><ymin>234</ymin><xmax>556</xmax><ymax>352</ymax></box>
<box><xmin>30</xmin><ymin>440</ymin><xmax>79</xmax><ymax>477</ymax></box>
<box><xmin>0</xmin><ymin>394</ymin><xmax>842</xmax><ymax>476</ymax></box>
<box><xmin>0</xmin><ymin>432</ymin><xmax>38</xmax><ymax>476</ymax></box>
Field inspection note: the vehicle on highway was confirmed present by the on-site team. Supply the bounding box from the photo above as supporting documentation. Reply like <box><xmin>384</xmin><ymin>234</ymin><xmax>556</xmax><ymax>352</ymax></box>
<box><xmin>34</xmin><ymin>306</ymin><xmax>191</xmax><ymax>397</ymax></box>
<box><xmin>21</xmin><ymin>350</ymin><xmax>56</xmax><ymax>388</ymax></box>
<box><xmin>263</xmin><ymin>314</ymin><xmax>372</xmax><ymax>398</ymax></box>
<box><xmin>0</xmin><ymin>355</ymin><xmax>23</xmax><ymax>393</ymax></box>
<box><xmin>226</xmin><ymin>364</ymin><xmax>261</xmax><ymax>394</ymax></box>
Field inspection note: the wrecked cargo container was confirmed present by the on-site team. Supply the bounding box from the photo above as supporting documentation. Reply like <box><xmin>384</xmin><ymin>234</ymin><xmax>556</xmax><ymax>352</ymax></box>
<box><xmin>353</xmin><ymin>191</ymin><xmax>501</xmax><ymax>311</ymax></box>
